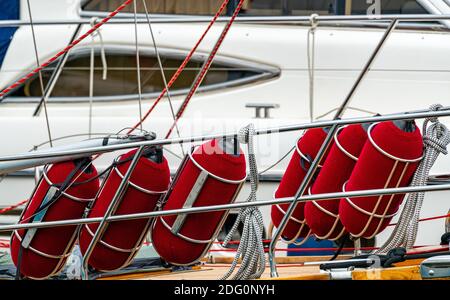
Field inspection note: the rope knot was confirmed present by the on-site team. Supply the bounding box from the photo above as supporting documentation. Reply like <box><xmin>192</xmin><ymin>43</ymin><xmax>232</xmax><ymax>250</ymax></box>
<box><xmin>424</xmin><ymin>137</ymin><xmax>448</xmax><ymax>155</ymax></box>
<box><xmin>428</xmin><ymin>104</ymin><xmax>443</xmax><ymax>123</ymax></box>
<box><xmin>310</xmin><ymin>13</ymin><xmax>319</xmax><ymax>30</ymax></box>
<box><xmin>89</xmin><ymin>17</ymin><xmax>101</xmax><ymax>37</ymax></box>
<box><xmin>239</xmin><ymin>206</ymin><xmax>258</xmax><ymax>218</ymax></box>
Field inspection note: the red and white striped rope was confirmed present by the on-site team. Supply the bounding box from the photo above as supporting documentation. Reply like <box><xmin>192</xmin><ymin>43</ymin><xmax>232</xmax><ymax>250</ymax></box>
<box><xmin>165</xmin><ymin>0</ymin><xmax>244</xmax><ymax>139</ymax></box>
<box><xmin>128</xmin><ymin>0</ymin><xmax>231</xmax><ymax>134</ymax></box>
<box><xmin>0</xmin><ymin>199</ymin><xmax>29</xmax><ymax>215</ymax></box>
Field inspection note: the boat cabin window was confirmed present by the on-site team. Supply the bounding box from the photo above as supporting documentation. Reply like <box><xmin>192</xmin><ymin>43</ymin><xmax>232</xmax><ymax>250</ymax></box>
<box><xmin>7</xmin><ymin>50</ymin><xmax>269</xmax><ymax>100</ymax></box>
<box><xmin>347</xmin><ymin>0</ymin><xmax>427</xmax><ymax>15</ymax></box>
<box><xmin>83</xmin><ymin>0</ymin><xmax>229</xmax><ymax>15</ymax></box>
<box><xmin>82</xmin><ymin>0</ymin><xmax>427</xmax><ymax>16</ymax></box>
<box><xmin>82</xmin><ymin>0</ymin><xmax>335</xmax><ymax>16</ymax></box>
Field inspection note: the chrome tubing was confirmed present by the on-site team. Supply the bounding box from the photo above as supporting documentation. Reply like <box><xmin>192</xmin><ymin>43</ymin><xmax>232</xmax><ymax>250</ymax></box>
<box><xmin>0</xmin><ymin>108</ymin><xmax>449</xmax><ymax>165</ymax></box>
<box><xmin>1</xmin><ymin>182</ymin><xmax>450</xmax><ymax>233</ymax></box>
<box><xmin>1</xmin><ymin>14</ymin><xmax>450</xmax><ymax>27</ymax></box>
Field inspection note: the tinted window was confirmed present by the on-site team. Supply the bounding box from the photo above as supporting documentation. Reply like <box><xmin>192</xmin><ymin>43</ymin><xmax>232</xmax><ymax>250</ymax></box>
<box><xmin>83</xmin><ymin>0</ymin><xmax>336</xmax><ymax>16</ymax></box>
<box><xmin>10</xmin><ymin>50</ymin><xmax>263</xmax><ymax>98</ymax></box>
<box><xmin>242</xmin><ymin>0</ymin><xmax>335</xmax><ymax>16</ymax></box>
<box><xmin>84</xmin><ymin>0</ymin><xmax>227</xmax><ymax>15</ymax></box>
<box><xmin>83</xmin><ymin>0</ymin><xmax>426</xmax><ymax>16</ymax></box>
<box><xmin>350</xmin><ymin>0</ymin><xmax>426</xmax><ymax>15</ymax></box>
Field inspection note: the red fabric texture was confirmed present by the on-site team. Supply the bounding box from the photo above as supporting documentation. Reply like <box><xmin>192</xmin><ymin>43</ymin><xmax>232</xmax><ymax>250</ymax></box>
<box><xmin>152</xmin><ymin>139</ymin><xmax>246</xmax><ymax>265</ymax></box>
<box><xmin>79</xmin><ymin>149</ymin><xmax>170</xmax><ymax>272</ymax></box>
<box><xmin>11</xmin><ymin>161</ymin><xmax>99</xmax><ymax>279</ymax></box>
<box><xmin>339</xmin><ymin>121</ymin><xmax>423</xmax><ymax>238</ymax></box>
<box><xmin>271</xmin><ymin>128</ymin><xmax>328</xmax><ymax>241</ymax></box>
<box><xmin>305</xmin><ymin>124</ymin><xmax>368</xmax><ymax>240</ymax></box>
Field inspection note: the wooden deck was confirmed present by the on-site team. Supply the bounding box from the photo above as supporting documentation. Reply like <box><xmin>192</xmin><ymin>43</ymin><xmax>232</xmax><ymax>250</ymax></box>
<box><xmin>99</xmin><ymin>256</ymin><xmax>346</xmax><ymax>280</ymax></box>
<box><xmin>99</xmin><ymin>264</ymin><xmax>324</xmax><ymax>280</ymax></box>
<box><xmin>98</xmin><ymin>254</ymin><xmax>449</xmax><ymax>280</ymax></box>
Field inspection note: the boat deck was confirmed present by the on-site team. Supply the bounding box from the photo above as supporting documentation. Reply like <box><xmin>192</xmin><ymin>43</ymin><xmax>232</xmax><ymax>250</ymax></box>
<box><xmin>100</xmin><ymin>265</ymin><xmax>324</xmax><ymax>280</ymax></box>
<box><xmin>98</xmin><ymin>256</ymin><xmax>342</xmax><ymax>280</ymax></box>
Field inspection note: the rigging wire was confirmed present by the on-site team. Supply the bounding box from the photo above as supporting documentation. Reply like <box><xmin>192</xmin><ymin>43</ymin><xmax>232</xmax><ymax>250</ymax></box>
<box><xmin>26</xmin><ymin>0</ymin><xmax>53</xmax><ymax>147</ymax></box>
<box><xmin>33</xmin><ymin>25</ymin><xmax>83</xmax><ymax>117</ymax></box>
<box><xmin>258</xmin><ymin>146</ymin><xmax>295</xmax><ymax>176</ymax></box>
<box><xmin>165</xmin><ymin>0</ymin><xmax>243</xmax><ymax>139</ymax></box>
<box><xmin>141</xmin><ymin>0</ymin><xmax>185</xmax><ymax>156</ymax></box>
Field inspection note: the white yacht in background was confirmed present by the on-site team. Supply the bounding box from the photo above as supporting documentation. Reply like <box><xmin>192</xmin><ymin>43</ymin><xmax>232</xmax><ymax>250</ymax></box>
<box><xmin>0</xmin><ymin>0</ymin><xmax>449</xmax><ymax>250</ymax></box>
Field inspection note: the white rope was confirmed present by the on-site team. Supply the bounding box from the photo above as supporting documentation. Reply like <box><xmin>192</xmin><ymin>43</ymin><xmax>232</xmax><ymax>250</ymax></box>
<box><xmin>89</xmin><ymin>18</ymin><xmax>108</xmax><ymax>80</ymax></box>
<box><xmin>377</xmin><ymin>104</ymin><xmax>450</xmax><ymax>254</ymax></box>
<box><xmin>88</xmin><ymin>18</ymin><xmax>108</xmax><ymax>138</ymax></box>
<box><xmin>88</xmin><ymin>31</ymin><xmax>94</xmax><ymax>139</ymax></box>
<box><xmin>307</xmin><ymin>14</ymin><xmax>318</xmax><ymax>122</ymax></box>
<box><xmin>220</xmin><ymin>124</ymin><xmax>266</xmax><ymax>280</ymax></box>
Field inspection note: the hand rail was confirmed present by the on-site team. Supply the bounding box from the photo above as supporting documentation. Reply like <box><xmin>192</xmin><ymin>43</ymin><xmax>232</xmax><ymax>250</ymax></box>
<box><xmin>0</xmin><ymin>107</ymin><xmax>448</xmax><ymax>166</ymax></box>
<box><xmin>2</xmin><ymin>182</ymin><xmax>450</xmax><ymax>233</ymax></box>
<box><xmin>1</xmin><ymin>14</ymin><xmax>450</xmax><ymax>27</ymax></box>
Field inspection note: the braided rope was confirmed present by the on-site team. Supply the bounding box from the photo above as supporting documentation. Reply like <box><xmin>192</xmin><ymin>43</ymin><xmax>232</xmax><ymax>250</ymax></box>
<box><xmin>220</xmin><ymin>124</ymin><xmax>266</xmax><ymax>280</ymax></box>
<box><xmin>377</xmin><ymin>104</ymin><xmax>450</xmax><ymax>254</ymax></box>
<box><xmin>0</xmin><ymin>199</ymin><xmax>29</xmax><ymax>215</ymax></box>
<box><xmin>128</xmin><ymin>0</ymin><xmax>231</xmax><ymax>134</ymax></box>
<box><xmin>165</xmin><ymin>0</ymin><xmax>244</xmax><ymax>139</ymax></box>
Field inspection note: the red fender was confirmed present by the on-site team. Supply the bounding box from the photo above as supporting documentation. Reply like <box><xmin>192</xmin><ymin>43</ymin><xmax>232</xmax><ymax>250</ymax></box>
<box><xmin>304</xmin><ymin>124</ymin><xmax>368</xmax><ymax>240</ymax></box>
<box><xmin>151</xmin><ymin>139</ymin><xmax>246</xmax><ymax>265</ymax></box>
<box><xmin>339</xmin><ymin>121</ymin><xmax>423</xmax><ymax>239</ymax></box>
<box><xmin>79</xmin><ymin>149</ymin><xmax>170</xmax><ymax>272</ymax></box>
<box><xmin>11</xmin><ymin>160</ymin><xmax>99</xmax><ymax>279</ymax></box>
<box><xmin>271</xmin><ymin>128</ymin><xmax>328</xmax><ymax>242</ymax></box>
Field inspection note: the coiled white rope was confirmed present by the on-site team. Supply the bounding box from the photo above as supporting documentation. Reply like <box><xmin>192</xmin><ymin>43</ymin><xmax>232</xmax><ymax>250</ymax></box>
<box><xmin>220</xmin><ymin>124</ymin><xmax>266</xmax><ymax>280</ymax></box>
<box><xmin>88</xmin><ymin>18</ymin><xmax>108</xmax><ymax>138</ymax></box>
<box><xmin>377</xmin><ymin>104</ymin><xmax>450</xmax><ymax>254</ymax></box>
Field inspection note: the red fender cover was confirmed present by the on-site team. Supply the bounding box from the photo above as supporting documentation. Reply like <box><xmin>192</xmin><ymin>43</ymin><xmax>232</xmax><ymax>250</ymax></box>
<box><xmin>304</xmin><ymin>124</ymin><xmax>368</xmax><ymax>240</ymax></box>
<box><xmin>79</xmin><ymin>149</ymin><xmax>170</xmax><ymax>272</ymax></box>
<box><xmin>151</xmin><ymin>139</ymin><xmax>246</xmax><ymax>265</ymax></box>
<box><xmin>11</xmin><ymin>161</ymin><xmax>99</xmax><ymax>279</ymax></box>
<box><xmin>271</xmin><ymin>128</ymin><xmax>328</xmax><ymax>241</ymax></box>
<box><xmin>339</xmin><ymin>121</ymin><xmax>423</xmax><ymax>238</ymax></box>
